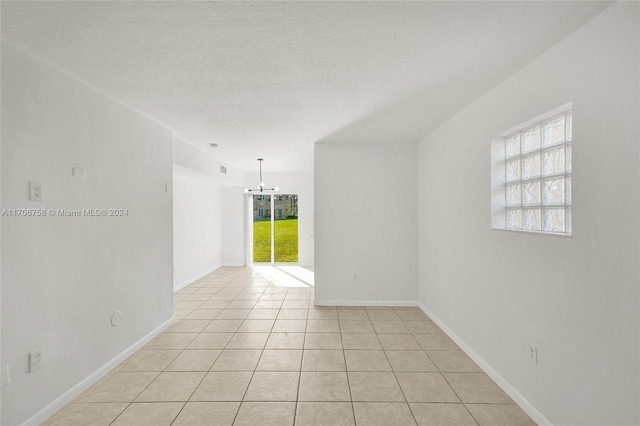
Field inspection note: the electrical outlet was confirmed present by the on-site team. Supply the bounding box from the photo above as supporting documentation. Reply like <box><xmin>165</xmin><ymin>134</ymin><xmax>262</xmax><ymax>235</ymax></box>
<box><xmin>29</xmin><ymin>182</ymin><xmax>42</xmax><ymax>202</ymax></box>
<box><xmin>528</xmin><ymin>343</ymin><xmax>538</xmax><ymax>365</ymax></box>
<box><xmin>29</xmin><ymin>349</ymin><xmax>42</xmax><ymax>372</ymax></box>
<box><xmin>352</xmin><ymin>273</ymin><xmax>358</xmax><ymax>281</ymax></box>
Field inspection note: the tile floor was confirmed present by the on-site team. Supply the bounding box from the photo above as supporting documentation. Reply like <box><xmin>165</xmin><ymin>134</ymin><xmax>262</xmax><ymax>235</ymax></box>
<box><xmin>43</xmin><ymin>267</ymin><xmax>536</xmax><ymax>425</ymax></box>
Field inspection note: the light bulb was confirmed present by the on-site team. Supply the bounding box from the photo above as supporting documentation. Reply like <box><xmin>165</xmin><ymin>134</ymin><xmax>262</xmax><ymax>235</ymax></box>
<box><xmin>259</xmin><ymin>182</ymin><xmax>265</xmax><ymax>187</ymax></box>
<box><xmin>244</xmin><ymin>188</ymin><xmax>249</xmax><ymax>193</ymax></box>
<box><xmin>274</xmin><ymin>187</ymin><xmax>280</xmax><ymax>191</ymax></box>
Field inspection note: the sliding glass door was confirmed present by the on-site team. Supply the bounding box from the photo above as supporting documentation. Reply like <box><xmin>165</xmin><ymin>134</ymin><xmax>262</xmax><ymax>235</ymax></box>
<box><xmin>252</xmin><ymin>194</ymin><xmax>298</xmax><ymax>263</ymax></box>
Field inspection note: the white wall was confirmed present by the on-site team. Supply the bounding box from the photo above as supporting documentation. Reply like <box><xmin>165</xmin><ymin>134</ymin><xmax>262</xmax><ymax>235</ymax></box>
<box><xmin>172</xmin><ymin>137</ymin><xmax>243</xmax><ymax>289</ymax></box>
<box><xmin>1</xmin><ymin>43</ymin><xmax>173</xmax><ymax>425</ymax></box>
<box><xmin>222</xmin><ymin>186</ymin><xmax>247</xmax><ymax>266</ymax></box>
<box><xmin>418</xmin><ymin>3</ymin><xmax>639</xmax><ymax>425</ymax></box>
<box><xmin>315</xmin><ymin>142</ymin><xmax>418</xmax><ymax>304</ymax></box>
<box><xmin>173</xmin><ymin>166</ymin><xmax>222</xmax><ymax>289</ymax></box>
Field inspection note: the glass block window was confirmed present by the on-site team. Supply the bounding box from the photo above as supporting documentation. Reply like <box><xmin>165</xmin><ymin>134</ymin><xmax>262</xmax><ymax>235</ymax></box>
<box><xmin>503</xmin><ymin>111</ymin><xmax>572</xmax><ymax>235</ymax></box>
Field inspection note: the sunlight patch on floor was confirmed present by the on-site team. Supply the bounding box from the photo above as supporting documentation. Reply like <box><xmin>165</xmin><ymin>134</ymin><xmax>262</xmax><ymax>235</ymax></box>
<box><xmin>253</xmin><ymin>265</ymin><xmax>314</xmax><ymax>287</ymax></box>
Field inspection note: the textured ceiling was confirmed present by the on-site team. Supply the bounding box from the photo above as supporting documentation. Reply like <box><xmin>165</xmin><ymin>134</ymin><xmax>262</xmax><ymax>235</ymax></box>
<box><xmin>2</xmin><ymin>1</ymin><xmax>610</xmax><ymax>171</ymax></box>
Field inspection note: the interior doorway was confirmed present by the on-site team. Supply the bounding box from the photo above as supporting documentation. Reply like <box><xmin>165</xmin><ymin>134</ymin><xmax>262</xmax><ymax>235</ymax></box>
<box><xmin>251</xmin><ymin>194</ymin><xmax>299</xmax><ymax>263</ymax></box>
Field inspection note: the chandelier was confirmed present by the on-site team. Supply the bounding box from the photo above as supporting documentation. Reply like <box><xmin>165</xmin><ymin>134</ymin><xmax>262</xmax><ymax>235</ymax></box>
<box><xmin>244</xmin><ymin>158</ymin><xmax>279</xmax><ymax>193</ymax></box>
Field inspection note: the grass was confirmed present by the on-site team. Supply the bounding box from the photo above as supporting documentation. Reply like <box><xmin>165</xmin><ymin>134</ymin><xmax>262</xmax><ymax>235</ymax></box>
<box><xmin>253</xmin><ymin>218</ymin><xmax>298</xmax><ymax>262</ymax></box>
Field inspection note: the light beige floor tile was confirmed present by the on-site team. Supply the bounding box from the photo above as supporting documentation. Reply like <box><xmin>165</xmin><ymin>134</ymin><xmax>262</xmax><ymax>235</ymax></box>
<box><xmin>111</xmin><ymin>402</ymin><xmax>183</xmax><ymax>426</ymax></box>
<box><xmin>145</xmin><ymin>333</ymin><xmax>198</xmax><ymax>350</ymax></box>
<box><xmin>277</xmin><ymin>309</ymin><xmax>309</xmax><ymax>319</ymax></box>
<box><xmin>427</xmin><ymin>351</ymin><xmax>482</xmax><ymax>372</ymax></box>
<box><xmin>306</xmin><ymin>319</ymin><xmax>340</xmax><ymax>333</ymax></box>
<box><xmin>190</xmin><ymin>371</ymin><xmax>253</xmax><ymax>401</ymax></box>
<box><xmin>443</xmin><ymin>373</ymin><xmax>512</xmax><ymax>403</ymax></box>
<box><xmin>414</xmin><ymin>333</ymin><xmax>459</xmax><ymax>351</ymax></box>
<box><xmin>75</xmin><ymin>373</ymin><xmax>158</xmax><ymax>403</ymax></box>
<box><xmin>305</xmin><ymin>333</ymin><xmax>343</xmax><ymax>349</ymax></box>
<box><xmin>174</xmin><ymin>294</ymin><xmax>188</xmax><ymax>303</ymax></box>
<box><xmin>198</xmin><ymin>300</ymin><xmax>230</xmax><ymax>309</ymax></box>
<box><xmin>257</xmin><ymin>350</ymin><xmax>303</xmax><ymax>371</ymax></box>
<box><xmin>246</xmin><ymin>309</ymin><xmax>279</xmax><ymax>319</ymax></box>
<box><xmin>244</xmin><ymin>372</ymin><xmax>300</xmax><ymax>401</ymax></box>
<box><xmin>42</xmin><ymin>403</ymin><xmax>127</xmax><ymax>426</ymax></box>
<box><xmin>225</xmin><ymin>300</ymin><xmax>256</xmax><ymax>309</ymax></box>
<box><xmin>187</xmin><ymin>332</ymin><xmax>233</xmax><ymax>349</ymax></box>
<box><xmin>377</xmin><ymin>334</ymin><xmax>422</xmax><ymax>350</ymax></box>
<box><xmin>342</xmin><ymin>334</ymin><xmax>382</xmax><ymax>350</ymax></box>
<box><xmin>465</xmin><ymin>403</ymin><xmax>536</xmax><ymax>425</ymax></box>
<box><xmin>173</xmin><ymin>310</ymin><xmax>192</xmax><ymax>320</ymax></box>
<box><xmin>172</xmin><ymin>402</ymin><xmax>239</xmax><ymax>426</ymax></box>
<box><xmin>174</xmin><ymin>301</ymin><xmax>204</xmax><ymax>310</ymax></box>
<box><xmin>165</xmin><ymin>350</ymin><xmax>221</xmax><ymax>371</ymax></box>
<box><xmin>273</xmin><ymin>319</ymin><xmax>308</xmax><ymax>332</ymax></box>
<box><xmin>210</xmin><ymin>350</ymin><xmax>262</xmax><ymax>371</ymax></box>
<box><xmin>116</xmin><ymin>350</ymin><xmax>180</xmax><ymax>372</ymax></box>
<box><xmin>308</xmin><ymin>309</ymin><xmax>338</xmax><ymax>319</ymax></box>
<box><xmin>237</xmin><ymin>319</ymin><xmax>275</xmax><ymax>332</ymax></box>
<box><xmin>386</xmin><ymin>351</ymin><xmax>438</xmax><ymax>372</ymax></box>
<box><xmin>344</xmin><ymin>350</ymin><xmax>391</xmax><ymax>371</ymax></box>
<box><xmin>234</xmin><ymin>294</ymin><xmax>261</xmax><ymax>301</ymax></box>
<box><xmin>409</xmin><ymin>403</ymin><xmax>477</xmax><ymax>426</ymax></box>
<box><xmin>234</xmin><ymin>402</ymin><xmax>296</xmax><ymax>426</ymax></box>
<box><xmin>404</xmin><ymin>321</ymin><xmax>442</xmax><ymax>334</ymax></box>
<box><xmin>260</xmin><ymin>293</ymin><xmax>286</xmax><ymax>301</ymax></box>
<box><xmin>185</xmin><ymin>309</ymin><xmax>221</xmax><ymax>320</ymax></box>
<box><xmin>338</xmin><ymin>310</ymin><xmax>369</xmax><ymax>320</ymax></box>
<box><xmin>215</xmin><ymin>309</ymin><xmax>250</xmax><ymax>319</ymax></box>
<box><xmin>366</xmin><ymin>309</ymin><xmax>401</xmax><ymax>321</ymax></box>
<box><xmin>254</xmin><ymin>300</ymin><xmax>283</xmax><ymax>309</ymax></box>
<box><xmin>302</xmin><ymin>350</ymin><xmax>346</xmax><ymax>371</ymax></box>
<box><xmin>282</xmin><ymin>300</ymin><xmax>310</xmax><ymax>309</ymax></box>
<box><xmin>348</xmin><ymin>372</ymin><xmax>405</xmax><ymax>402</ymax></box>
<box><xmin>226</xmin><ymin>332</ymin><xmax>269</xmax><ymax>349</ymax></box>
<box><xmin>203</xmin><ymin>319</ymin><xmax>243</xmax><ymax>333</ymax></box>
<box><xmin>353</xmin><ymin>402</ymin><xmax>417</xmax><ymax>425</ymax></box>
<box><xmin>176</xmin><ymin>287</ymin><xmax>198</xmax><ymax>294</ymax></box>
<box><xmin>295</xmin><ymin>402</ymin><xmax>355</xmax><ymax>426</ymax></box>
<box><xmin>396</xmin><ymin>373</ymin><xmax>460</xmax><ymax>403</ymax></box>
<box><xmin>372</xmin><ymin>321</ymin><xmax>410</xmax><ymax>334</ymax></box>
<box><xmin>194</xmin><ymin>287</ymin><xmax>220</xmax><ymax>294</ymax></box>
<box><xmin>395</xmin><ymin>309</ymin><xmax>429</xmax><ymax>321</ymax></box>
<box><xmin>167</xmin><ymin>319</ymin><xmax>211</xmax><ymax>333</ymax></box>
<box><xmin>266</xmin><ymin>332</ymin><xmax>306</xmax><ymax>349</ymax></box>
<box><xmin>136</xmin><ymin>372</ymin><xmax>205</xmax><ymax>401</ymax></box>
<box><xmin>298</xmin><ymin>372</ymin><xmax>351</xmax><ymax>401</ymax></box>
<box><xmin>287</xmin><ymin>287</ymin><xmax>311</xmax><ymax>294</ymax></box>
<box><xmin>340</xmin><ymin>320</ymin><xmax>375</xmax><ymax>333</ymax></box>
<box><xmin>184</xmin><ymin>293</ymin><xmax>212</xmax><ymax>301</ymax></box>
<box><xmin>285</xmin><ymin>293</ymin><xmax>311</xmax><ymax>301</ymax></box>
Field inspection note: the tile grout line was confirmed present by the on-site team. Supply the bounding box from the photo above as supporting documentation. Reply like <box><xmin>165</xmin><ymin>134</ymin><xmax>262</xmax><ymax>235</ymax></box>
<box><xmin>337</xmin><ymin>308</ymin><xmax>358</xmax><ymax>425</ymax></box>
<box><xmin>169</xmin><ymin>277</ymin><xmax>234</xmax><ymax>425</ymax></box>
<box><xmin>370</xmin><ymin>308</ymin><xmax>420</xmax><ymax>426</ymax></box>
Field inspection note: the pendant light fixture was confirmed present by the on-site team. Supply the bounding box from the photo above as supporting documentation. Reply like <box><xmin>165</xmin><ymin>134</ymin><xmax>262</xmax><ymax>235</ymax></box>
<box><xmin>244</xmin><ymin>158</ymin><xmax>279</xmax><ymax>193</ymax></box>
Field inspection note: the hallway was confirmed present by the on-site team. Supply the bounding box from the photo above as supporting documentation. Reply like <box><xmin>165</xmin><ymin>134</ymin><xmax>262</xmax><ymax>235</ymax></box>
<box><xmin>43</xmin><ymin>267</ymin><xmax>535</xmax><ymax>425</ymax></box>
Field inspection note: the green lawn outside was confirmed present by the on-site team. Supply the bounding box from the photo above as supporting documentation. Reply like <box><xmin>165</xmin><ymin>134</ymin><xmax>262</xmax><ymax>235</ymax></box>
<box><xmin>253</xmin><ymin>218</ymin><xmax>298</xmax><ymax>262</ymax></box>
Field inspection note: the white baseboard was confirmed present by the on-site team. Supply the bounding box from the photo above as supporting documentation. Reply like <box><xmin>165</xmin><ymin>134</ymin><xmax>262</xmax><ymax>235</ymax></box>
<box><xmin>222</xmin><ymin>262</ymin><xmax>246</xmax><ymax>267</ymax></box>
<box><xmin>314</xmin><ymin>299</ymin><xmax>418</xmax><ymax>307</ymax></box>
<box><xmin>173</xmin><ymin>265</ymin><xmax>221</xmax><ymax>292</ymax></box>
<box><xmin>418</xmin><ymin>303</ymin><xmax>552</xmax><ymax>426</ymax></box>
<box><xmin>24</xmin><ymin>318</ymin><xmax>173</xmax><ymax>426</ymax></box>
